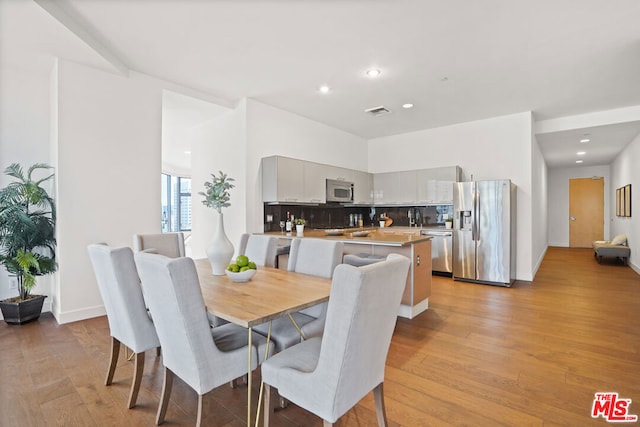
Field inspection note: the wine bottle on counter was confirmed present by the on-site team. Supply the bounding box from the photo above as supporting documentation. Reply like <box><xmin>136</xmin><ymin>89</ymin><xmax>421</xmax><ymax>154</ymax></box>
<box><xmin>285</xmin><ymin>212</ymin><xmax>292</xmax><ymax>232</ymax></box>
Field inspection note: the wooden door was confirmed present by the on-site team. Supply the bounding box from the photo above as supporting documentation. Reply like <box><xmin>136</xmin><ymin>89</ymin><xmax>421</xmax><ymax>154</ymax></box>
<box><xmin>569</xmin><ymin>177</ymin><xmax>604</xmax><ymax>247</ymax></box>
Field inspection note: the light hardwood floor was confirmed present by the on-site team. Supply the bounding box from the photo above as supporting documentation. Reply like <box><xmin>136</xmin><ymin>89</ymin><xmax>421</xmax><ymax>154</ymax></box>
<box><xmin>1</xmin><ymin>247</ymin><xmax>638</xmax><ymax>426</ymax></box>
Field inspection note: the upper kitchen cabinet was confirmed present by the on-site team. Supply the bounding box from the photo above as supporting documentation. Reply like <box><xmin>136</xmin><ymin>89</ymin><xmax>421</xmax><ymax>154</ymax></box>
<box><xmin>262</xmin><ymin>156</ymin><xmax>305</xmax><ymax>203</ymax></box>
<box><xmin>262</xmin><ymin>156</ymin><xmax>355</xmax><ymax>204</ymax></box>
<box><xmin>352</xmin><ymin>170</ymin><xmax>373</xmax><ymax>204</ymax></box>
<box><xmin>373</xmin><ymin>170</ymin><xmax>417</xmax><ymax>205</ymax></box>
<box><xmin>324</xmin><ymin>166</ymin><xmax>353</xmax><ymax>182</ymax></box>
<box><xmin>416</xmin><ymin>166</ymin><xmax>461</xmax><ymax>204</ymax></box>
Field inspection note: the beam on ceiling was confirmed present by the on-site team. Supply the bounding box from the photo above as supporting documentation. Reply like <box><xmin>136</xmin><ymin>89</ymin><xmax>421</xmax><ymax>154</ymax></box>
<box><xmin>33</xmin><ymin>0</ymin><xmax>129</xmax><ymax>76</ymax></box>
<box><xmin>535</xmin><ymin>105</ymin><xmax>640</xmax><ymax>135</ymax></box>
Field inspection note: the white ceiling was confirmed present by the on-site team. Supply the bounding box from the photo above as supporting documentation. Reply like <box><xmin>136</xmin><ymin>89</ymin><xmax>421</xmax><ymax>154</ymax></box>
<box><xmin>537</xmin><ymin>121</ymin><xmax>640</xmax><ymax>168</ymax></box>
<box><xmin>3</xmin><ymin>0</ymin><xmax>640</xmax><ymax>169</ymax></box>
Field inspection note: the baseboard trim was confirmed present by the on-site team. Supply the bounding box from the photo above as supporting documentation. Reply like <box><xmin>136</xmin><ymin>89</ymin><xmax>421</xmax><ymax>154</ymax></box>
<box><xmin>629</xmin><ymin>260</ymin><xmax>640</xmax><ymax>276</ymax></box>
<box><xmin>398</xmin><ymin>299</ymin><xmax>428</xmax><ymax>319</ymax></box>
<box><xmin>54</xmin><ymin>304</ymin><xmax>106</xmax><ymax>325</ymax></box>
<box><xmin>531</xmin><ymin>246</ymin><xmax>549</xmax><ymax>280</ymax></box>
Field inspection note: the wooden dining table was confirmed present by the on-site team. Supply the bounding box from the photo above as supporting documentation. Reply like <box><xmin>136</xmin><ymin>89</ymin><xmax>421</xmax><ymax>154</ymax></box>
<box><xmin>194</xmin><ymin>258</ymin><xmax>332</xmax><ymax>426</ymax></box>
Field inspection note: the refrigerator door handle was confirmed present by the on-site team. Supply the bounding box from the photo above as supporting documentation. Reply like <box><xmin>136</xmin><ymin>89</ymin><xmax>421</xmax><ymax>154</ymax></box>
<box><xmin>472</xmin><ymin>189</ymin><xmax>479</xmax><ymax>241</ymax></box>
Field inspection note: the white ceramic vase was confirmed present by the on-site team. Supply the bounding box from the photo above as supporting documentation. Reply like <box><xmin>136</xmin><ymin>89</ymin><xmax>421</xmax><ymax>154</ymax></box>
<box><xmin>206</xmin><ymin>212</ymin><xmax>234</xmax><ymax>275</ymax></box>
<box><xmin>296</xmin><ymin>224</ymin><xmax>305</xmax><ymax>234</ymax></box>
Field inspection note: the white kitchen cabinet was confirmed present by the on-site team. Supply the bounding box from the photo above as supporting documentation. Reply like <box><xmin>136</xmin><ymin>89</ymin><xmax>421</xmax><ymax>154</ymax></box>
<box><xmin>373</xmin><ymin>171</ymin><xmax>417</xmax><ymax>205</ymax></box>
<box><xmin>435</xmin><ymin>180</ymin><xmax>455</xmax><ymax>203</ymax></box>
<box><xmin>263</xmin><ymin>155</ymin><xmax>461</xmax><ymax>206</ymax></box>
<box><xmin>262</xmin><ymin>156</ymin><xmax>305</xmax><ymax>203</ymax></box>
<box><xmin>395</xmin><ymin>170</ymin><xmax>417</xmax><ymax>204</ymax></box>
<box><xmin>352</xmin><ymin>170</ymin><xmax>373</xmax><ymax>204</ymax></box>
<box><xmin>373</xmin><ymin>172</ymin><xmax>395</xmax><ymax>204</ymax></box>
<box><xmin>324</xmin><ymin>166</ymin><xmax>353</xmax><ymax>182</ymax></box>
<box><xmin>416</xmin><ymin>166</ymin><xmax>461</xmax><ymax>204</ymax></box>
<box><xmin>263</xmin><ymin>156</ymin><xmax>357</xmax><ymax>204</ymax></box>
<box><xmin>303</xmin><ymin>162</ymin><xmax>328</xmax><ymax>203</ymax></box>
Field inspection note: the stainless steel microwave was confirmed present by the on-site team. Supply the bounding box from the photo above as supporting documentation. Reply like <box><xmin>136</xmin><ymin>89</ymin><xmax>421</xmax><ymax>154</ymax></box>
<box><xmin>326</xmin><ymin>179</ymin><xmax>354</xmax><ymax>203</ymax></box>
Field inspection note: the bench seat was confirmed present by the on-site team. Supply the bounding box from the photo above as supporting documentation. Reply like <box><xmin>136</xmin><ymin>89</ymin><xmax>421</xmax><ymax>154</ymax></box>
<box><xmin>592</xmin><ymin>236</ymin><xmax>630</xmax><ymax>264</ymax></box>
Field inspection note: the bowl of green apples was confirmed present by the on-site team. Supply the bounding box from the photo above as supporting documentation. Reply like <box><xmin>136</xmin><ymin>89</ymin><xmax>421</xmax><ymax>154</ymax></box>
<box><xmin>225</xmin><ymin>255</ymin><xmax>258</xmax><ymax>282</ymax></box>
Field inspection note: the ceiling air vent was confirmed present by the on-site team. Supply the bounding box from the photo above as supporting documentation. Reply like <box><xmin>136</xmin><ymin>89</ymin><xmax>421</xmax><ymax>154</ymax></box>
<box><xmin>365</xmin><ymin>105</ymin><xmax>391</xmax><ymax>117</ymax></box>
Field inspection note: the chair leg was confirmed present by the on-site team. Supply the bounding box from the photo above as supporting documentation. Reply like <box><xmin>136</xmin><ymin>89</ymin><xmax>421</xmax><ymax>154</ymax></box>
<box><xmin>156</xmin><ymin>367</ymin><xmax>174</xmax><ymax>425</ymax></box>
<box><xmin>196</xmin><ymin>393</ymin><xmax>204</xmax><ymax>427</ymax></box>
<box><xmin>373</xmin><ymin>383</ymin><xmax>388</xmax><ymax>427</ymax></box>
<box><xmin>127</xmin><ymin>351</ymin><xmax>145</xmax><ymax>409</ymax></box>
<box><xmin>278</xmin><ymin>394</ymin><xmax>289</xmax><ymax>409</ymax></box>
<box><xmin>105</xmin><ymin>336</ymin><xmax>120</xmax><ymax>386</ymax></box>
<box><xmin>263</xmin><ymin>384</ymin><xmax>273</xmax><ymax>427</ymax></box>
<box><xmin>322</xmin><ymin>421</ymin><xmax>334</xmax><ymax>427</ymax></box>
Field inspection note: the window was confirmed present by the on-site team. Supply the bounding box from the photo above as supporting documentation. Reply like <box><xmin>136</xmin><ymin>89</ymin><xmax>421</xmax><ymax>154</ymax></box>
<box><xmin>161</xmin><ymin>174</ymin><xmax>192</xmax><ymax>232</ymax></box>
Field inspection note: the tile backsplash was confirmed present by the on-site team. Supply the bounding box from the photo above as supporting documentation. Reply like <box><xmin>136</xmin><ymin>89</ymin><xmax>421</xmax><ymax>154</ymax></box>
<box><xmin>263</xmin><ymin>204</ymin><xmax>453</xmax><ymax>231</ymax></box>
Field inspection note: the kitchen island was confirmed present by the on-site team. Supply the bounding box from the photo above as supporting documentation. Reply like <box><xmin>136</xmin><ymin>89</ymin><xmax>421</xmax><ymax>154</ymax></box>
<box><xmin>266</xmin><ymin>228</ymin><xmax>432</xmax><ymax>319</ymax></box>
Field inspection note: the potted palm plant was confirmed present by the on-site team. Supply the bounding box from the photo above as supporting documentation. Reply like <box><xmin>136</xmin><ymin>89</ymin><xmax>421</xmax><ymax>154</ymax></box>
<box><xmin>199</xmin><ymin>171</ymin><xmax>235</xmax><ymax>275</ymax></box>
<box><xmin>0</xmin><ymin>163</ymin><xmax>57</xmax><ymax>324</ymax></box>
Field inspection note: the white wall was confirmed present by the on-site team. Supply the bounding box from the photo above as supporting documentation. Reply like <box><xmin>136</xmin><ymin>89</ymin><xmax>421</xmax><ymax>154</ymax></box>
<box><xmin>190</xmin><ymin>100</ymin><xmax>248</xmax><ymax>260</ymax></box>
<box><xmin>547</xmin><ymin>165</ymin><xmax>611</xmax><ymax>247</ymax></box>
<box><xmin>369</xmin><ymin>112</ymin><xmax>535</xmax><ymax>281</ymax></box>
<box><xmin>531</xmin><ymin>133</ymin><xmax>549</xmax><ymax>276</ymax></box>
<box><xmin>53</xmin><ymin>60</ymin><xmax>162</xmax><ymax>323</ymax></box>
<box><xmin>610</xmin><ymin>133</ymin><xmax>640</xmax><ymax>273</ymax></box>
<box><xmin>0</xmin><ymin>61</ymin><xmax>54</xmax><ymax>305</ymax></box>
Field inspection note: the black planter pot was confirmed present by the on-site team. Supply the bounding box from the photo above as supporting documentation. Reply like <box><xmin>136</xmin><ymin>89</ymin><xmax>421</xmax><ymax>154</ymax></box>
<box><xmin>0</xmin><ymin>295</ymin><xmax>47</xmax><ymax>325</ymax></box>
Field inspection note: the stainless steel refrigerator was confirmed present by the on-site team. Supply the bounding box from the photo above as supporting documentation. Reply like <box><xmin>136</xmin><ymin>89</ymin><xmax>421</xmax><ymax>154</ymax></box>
<box><xmin>453</xmin><ymin>180</ymin><xmax>516</xmax><ymax>286</ymax></box>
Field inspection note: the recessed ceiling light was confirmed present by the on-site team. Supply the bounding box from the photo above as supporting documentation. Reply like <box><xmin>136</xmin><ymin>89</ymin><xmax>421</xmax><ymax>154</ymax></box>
<box><xmin>576</xmin><ymin>160</ymin><xmax>584</xmax><ymax>164</ymax></box>
<box><xmin>319</xmin><ymin>85</ymin><xmax>331</xmax><ymax>94</ymax></box>
<box><xmin>366</xmin><ymin>69</ymin><xmax>381</xmax><ymax>78</ymax></box>
<box><xmin>402</xmin><ymin>103</ymin><xmax>414</xmax><ymax>109</ymax></box>
<box><xmin>577</xmin><ymin>151</ymin><xmax>586</xmax><ymax>155</ymax></box>
<box><xmin>184</xmin><ymin>150</ymin><xmax>191</xmax><ymax>155</ymax></box>
<box><xmin>580</xmin><ymin>138</ymin><xmax>590</xmax><ymax>143</ymax></box>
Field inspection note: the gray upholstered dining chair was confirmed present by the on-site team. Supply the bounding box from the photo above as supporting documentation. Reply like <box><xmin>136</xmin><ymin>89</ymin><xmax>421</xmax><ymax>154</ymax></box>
<box><xmin>133</xmin><ymin>251</ymin><xmax>272</xmax><ymax>426</ymax></box>
<box><xmin>133</xmin><ymin>232</ymin><xmax>185</xmax><ymax>258</ymax></box>
<box><xmin>261</xmin><ymin>253</ymin><xmax>411</xmax><ymax>426</ymax></box>
<box><xmin>252</xmin><ymin>238</ymin><xmax>343</xmax><ymax>353</ymax></box>
<box><xmin>86</xmin><ymin>243</ymin><xmax>161</xmax><ymax>409</ymax></box>
<box><xmin>133</xmin><ymin>231</ymin><xmax>221</xmax><ymax>327</ymax></box>
<box><xmin>237</xmin><ymin>233</ymin><xmax>279</xmax><ymax>268</ymax></box>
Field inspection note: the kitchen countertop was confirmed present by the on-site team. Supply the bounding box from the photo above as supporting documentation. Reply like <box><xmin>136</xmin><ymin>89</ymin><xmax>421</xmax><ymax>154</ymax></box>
<box><xmin>265</xmin><ymin>227</ymin><xmax>432</xmax><ymax>247</ymax></box>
